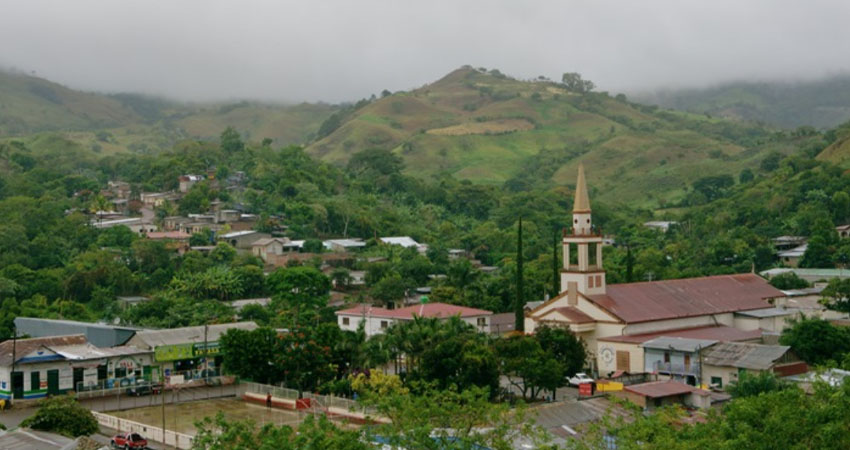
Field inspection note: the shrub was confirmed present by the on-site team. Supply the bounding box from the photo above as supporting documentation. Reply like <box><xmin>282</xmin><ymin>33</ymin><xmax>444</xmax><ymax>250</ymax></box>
<box><xmin>21</xmin><ymin>396</ymin><xmax>98</xmax><ymax>437</ymax></box>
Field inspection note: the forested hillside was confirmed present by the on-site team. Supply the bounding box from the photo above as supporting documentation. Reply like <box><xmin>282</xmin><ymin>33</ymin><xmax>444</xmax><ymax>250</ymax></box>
<box><xmin>0</xmin><ymin>113</ymin><xmax>844</xmax><ymax>339</ymax></box>
<box><xmin>0</xmin><ymin>69</ymin><xmax>337</xmax><ymax>152</ymax></box>
<box><xmin>637</xmin><ymin>74</ymin><xmax>850</xmax><ymax>129</ymax></box>
<box><xmin>3</xmin><ymin>67</ymin><xmax>826</xmax><ymax>209</ymax></box>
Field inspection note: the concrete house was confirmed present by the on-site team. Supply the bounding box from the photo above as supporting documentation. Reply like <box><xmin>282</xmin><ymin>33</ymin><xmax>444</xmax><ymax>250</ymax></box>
<box><xmin>323</xmin><ymin>238</ymin><xmax>367</xmax><ymax>253</ymax></box>
<box><xmin>336</xmin><ymin>303</ymin><xmax>492</xmax><ymax>337</ymax></box>
<box><xmin>124</xmin><ymin>322</ymin><xmax>258</xmax><ymax>381</ymax></box>
<box><xmin>219</xmin><ymin>230</ymin><xmax>270</xmax><ymax>249</ymax></box>
<box><xmin>252</xmin><ymin>237</ymin><xmax>291</xmax><ymax>261</ymax></box>
<box><xmin>619</xmin><ymin>380</ymin><xmax>711</xmax><ymax>411</ymax></box>
<box><xmin>525</xmin><ymin>164</ymin><xmax>789</xmax><ymax>376</ymax></box>
<box><xmin>701</xmin><ymin>342</ymin><xmax>807</xmax><ymax>389</ymax></box>
<box><xmin>0</xmin><ymin>335</ymin><xmax>153</xmax><ymax>400</ymax></box>
<box><xmin>642</xmin><ymin>337</ymin><xmax>717</xmax><ymax>386</ymax></box>
<box><xmin>178</xmin><ymin>174</ymin><xmax>204</xmax><ymax>193</ymax></box>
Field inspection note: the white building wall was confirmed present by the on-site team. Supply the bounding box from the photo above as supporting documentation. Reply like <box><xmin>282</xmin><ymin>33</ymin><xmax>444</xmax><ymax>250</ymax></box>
<box><xmin>338</xmin><ymin>314</ymin><xmax>491</xmax><ymax>337</ymax></box>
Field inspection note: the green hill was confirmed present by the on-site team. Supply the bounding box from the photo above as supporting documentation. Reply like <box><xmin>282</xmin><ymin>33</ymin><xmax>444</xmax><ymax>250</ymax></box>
<box><xmin>0</xmin><ymin>70</ymin><xmax>143</xmax><ymax>134</ymax></box>
<box><xmin>0</xmin><ymin>70</ymin><xmax>337</xmax><ymax>151</ymax></box>
<box><xmin>635</xmin><ymin>75</ymin><xmax>850</xmax><ymax>130</ymax></box>
<box><xmin>307</xmin><ymin>66</ymin><xmax>795</xmax><ymax>208</ymax></box>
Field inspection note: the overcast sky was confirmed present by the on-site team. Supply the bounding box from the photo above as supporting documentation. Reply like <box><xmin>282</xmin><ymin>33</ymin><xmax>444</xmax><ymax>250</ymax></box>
<box><xmin>2</xmin><ymin>0</ymin><xmax>849</xmax><ymax>103</ymax></box>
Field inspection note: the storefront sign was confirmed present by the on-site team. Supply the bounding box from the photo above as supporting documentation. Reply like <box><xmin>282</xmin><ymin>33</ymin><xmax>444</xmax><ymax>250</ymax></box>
<box><xmin>193</xmin><ymin>342</ymin><xmax>220</xmax><ymax>356</ymax></box>
<box><xmin>155</xmin><ymin>343</ymin><xmax>194</xmax><ymax>362</ymax></box>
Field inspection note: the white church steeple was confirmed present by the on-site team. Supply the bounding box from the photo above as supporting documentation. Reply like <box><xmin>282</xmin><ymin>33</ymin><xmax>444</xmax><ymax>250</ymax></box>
<box><xmin>561</xmin><ymin>163</ymin><xmax>605</xmax><ymax>300</ymax></box>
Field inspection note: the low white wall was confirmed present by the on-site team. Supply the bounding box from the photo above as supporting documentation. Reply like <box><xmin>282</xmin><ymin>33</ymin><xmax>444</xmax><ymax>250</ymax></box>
<box><xmin>93</xmin><ymin>411</ymin><xmax>194</xmax><ymax>449</ymax></box>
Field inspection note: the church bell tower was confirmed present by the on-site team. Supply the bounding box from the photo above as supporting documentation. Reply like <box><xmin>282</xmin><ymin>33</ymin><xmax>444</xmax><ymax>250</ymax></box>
<box><xmin>561</xmin><ymin>163</ymin><xmax>606</xmax><ymax>300</ymax></box>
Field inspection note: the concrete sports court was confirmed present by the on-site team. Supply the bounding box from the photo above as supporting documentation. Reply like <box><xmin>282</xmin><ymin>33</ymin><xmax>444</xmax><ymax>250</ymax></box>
<box><xmin>110</xmin><ymin>397</ymin><xmax>310</xmax><ymax>435</ymax></box>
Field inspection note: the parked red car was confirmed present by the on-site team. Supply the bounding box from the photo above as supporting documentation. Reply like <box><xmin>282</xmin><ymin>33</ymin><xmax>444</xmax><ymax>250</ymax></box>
<box><xmin>111</xmin><ymin>432</ymin><xmax>148</xmax><ymax>449</ymax></box>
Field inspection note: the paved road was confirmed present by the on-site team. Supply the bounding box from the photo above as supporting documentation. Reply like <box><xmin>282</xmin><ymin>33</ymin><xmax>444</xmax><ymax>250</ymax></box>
<box><xmin>141</xmin><ymin>207</ymin><xmax>155</xmax><ymax>223</ymax></box>
<box><xmin>500</xmin><ymin>375</ymin><xmax>579</xmax><ymax>402</ymax></box>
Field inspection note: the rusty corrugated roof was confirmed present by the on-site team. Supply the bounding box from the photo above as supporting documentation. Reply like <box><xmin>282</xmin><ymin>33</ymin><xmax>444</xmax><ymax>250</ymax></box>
<box><xmin>624</xmin><ymin>380</ymin><xmax>698</xmax><ymax>398</ymax></box>
<box><xmin>0</xmin><ymin>335</ymin><xmax>87</xmax><ymax>366</ymax></box>
<box><xmin>549</xmin><ymin>307</ymin><xmax>595</xmax><ymax>324</ymax></box>
<box><xmin>587</xmin><ymin>273</ymin><xmax>782</xmax><ymax>323</ymax></box>
<box><xmin>702</xmin><ymin>342</ymin><xmax>791</xmax><ymax>370</ymax></box>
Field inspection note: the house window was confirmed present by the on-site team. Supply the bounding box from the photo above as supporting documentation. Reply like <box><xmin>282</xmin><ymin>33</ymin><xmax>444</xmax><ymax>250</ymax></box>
<box><xmin>477</xmin><ymin>317</ymin><xmax>487</xmax><ymax>327</ymax></box>
<box><xmin>588</xmin><ymin>276</ymin><xmax>595</xmax><ymax>288</ymax></box>
<box><xmin>342</xmin><ymin>317</ymin><xmax>350</xmax><ymax>326</ymax></box>
<box><xmin>711</xmin><ymin>376</ymin><xmax>722</xmax><ymax>388</ymax></box>
<box><xmin>380</xmin><ymin>320</ymin><xmax>389</xmax><ymax>329</ymax></box>
<box><xmin>663</xmin><ymin>352</ymin><xmax>670</xmax><ymax>363</ymax></box>
<box><xmin>684</xmin><ymin>354</ymin><xmax>691</xmax><ymax>368</ymax></box>
<box><xmin>115</xmin><ymin>367</ymin><xmax>127</xmax><ymax>378</ymax></box>
<box><xmin>595</xmin><ymin>275</ymin><xmax>602</xmax><ymax>286</ymax></box>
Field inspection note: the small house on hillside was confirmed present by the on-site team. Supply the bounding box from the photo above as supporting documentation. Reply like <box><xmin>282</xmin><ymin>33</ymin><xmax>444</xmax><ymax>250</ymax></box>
<box><xmin>619</xmin><ymin>380</ymin><xmax>711</xmax><ymax>411</ymax></box>
<box><xmin>380</xmin><ymin>236</ymin><xmax>428</xmax><ymax>253</ymax></box>
<box><xmin>324</xmin><ymin>238</ymin><xmax>367</xmax><ymax>253</ymax></box>
<box><xmin>219</xmin><ymin>230</ymin><xmax>269</xmax><ymax>249</ymax></box>
<box><xmin>701</xmin><ymin>342</ymin><xmax>807</xmax><ymax>389</ymax></box>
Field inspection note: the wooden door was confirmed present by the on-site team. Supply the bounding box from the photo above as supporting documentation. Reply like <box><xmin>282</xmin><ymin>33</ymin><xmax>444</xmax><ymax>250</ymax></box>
<box><xmin>616</xmin><ymin>350</ymin><xmax>631</xmax><ymax>372</ymax></box>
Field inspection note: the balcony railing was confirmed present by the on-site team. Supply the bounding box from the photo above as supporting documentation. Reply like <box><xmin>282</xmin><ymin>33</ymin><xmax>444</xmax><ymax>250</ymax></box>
<box><xmin>653</xmin><ymin>361</ymin><xmax>700</xmax><ymax>375</ymax></box>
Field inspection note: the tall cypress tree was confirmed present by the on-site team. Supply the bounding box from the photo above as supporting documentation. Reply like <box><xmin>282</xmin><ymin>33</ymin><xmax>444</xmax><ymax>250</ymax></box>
<box><xmin>515</xmin><ymin>217</ymin><xmax>525</xmax><ymax>332</ymax></box>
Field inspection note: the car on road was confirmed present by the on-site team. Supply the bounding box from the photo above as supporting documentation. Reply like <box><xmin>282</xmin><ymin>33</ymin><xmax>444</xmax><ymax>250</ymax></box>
<box><xmin>126</xmin><ymin>382</ymin><xmax>161</xmax><ymax>396</ymax></box>
<box><xmin>111</xmin><ymin>432</ymin><xmax>148</xmax><ymax>449</ymax></box>
<box><xmin>568</xmin><ymin>373</ymin><xmax>595</xmax><ymax>386</ymax></box>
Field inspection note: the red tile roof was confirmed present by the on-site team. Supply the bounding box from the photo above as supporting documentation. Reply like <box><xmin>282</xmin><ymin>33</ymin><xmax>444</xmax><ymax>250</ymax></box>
<box><xmin>548</xmin><ymin>307</ymin><xmax>595</xmax><ymax>324</ymax></box>
<box><xmin>625</xmin><ymin>380</ymin><xmax>700</xmax><ymax>398</ymax></box>
<box><xmin>598</xmin><ymin>325</ymin><xmax>762</xmax><ymax>344</ymax></box>
<box><xmin>586</xmin><ymin>274</ymin><xmax>782</xmax><ymax>323</ymax></box>
<box><xmin>336</xmin><ymin>302</ymin><xmax>492</xmax><ymax>319</ymax></box>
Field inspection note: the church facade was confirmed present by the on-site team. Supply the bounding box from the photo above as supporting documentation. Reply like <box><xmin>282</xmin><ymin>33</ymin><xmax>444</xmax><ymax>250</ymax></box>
<box><xmin>525</xmin><ymin>164</ymin><xmax>791</xmax><ymax>376</ymax></box>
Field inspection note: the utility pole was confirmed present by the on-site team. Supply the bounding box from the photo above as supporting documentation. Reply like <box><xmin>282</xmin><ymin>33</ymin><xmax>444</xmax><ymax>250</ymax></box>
<box><xmin>161</xmin><ymin>369</ymin><xmax>168</xmax><ymax>450</ymax></box>
<box><xmin>515</xmin><ymin>217</ymin><xmax>525</xmax><ymax>332</ymax></box>
<box><xmin>10</xmin><ymin>325</ymin><xmax>16</xmax><ymax>406</ymax></box>
<box><xmin>203</xmin><ymin>323</ymin><xmax>209</xmax><ymax>383</ymax></box>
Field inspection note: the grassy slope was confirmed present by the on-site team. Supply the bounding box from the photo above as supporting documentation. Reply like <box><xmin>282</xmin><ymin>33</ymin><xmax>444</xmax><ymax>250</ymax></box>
<box><xmin>307</xmin><ymin>67</ymin><xmax>796</xmax><ymax>208</ymax></box>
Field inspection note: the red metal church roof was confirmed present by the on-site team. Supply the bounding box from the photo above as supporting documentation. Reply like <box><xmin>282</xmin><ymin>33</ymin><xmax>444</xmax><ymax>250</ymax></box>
<box><xmin>586</xmin><ymin>274</ymin><xmax>783</xmax><ymax>324</ymax></box>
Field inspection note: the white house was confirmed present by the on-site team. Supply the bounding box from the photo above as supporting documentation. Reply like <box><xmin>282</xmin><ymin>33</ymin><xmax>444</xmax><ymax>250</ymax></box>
<box><xmin>0</xmin><ymin>335</ymin><xmax>153</xmax><ymax>401</ymax></box>
<box><xmin>336</xmin><ymin>302</ymin><xmax>493</xmax><ymax>337</ymax></box>
<box><xmin>380</xmin><ymin>236</ymin><xmax>428</xmax><ymax>253</ymax></box>
<box><xmin>323</xmin><ymin>238</ymin><xmax>367</xmax><ymax>252</ymax></box>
